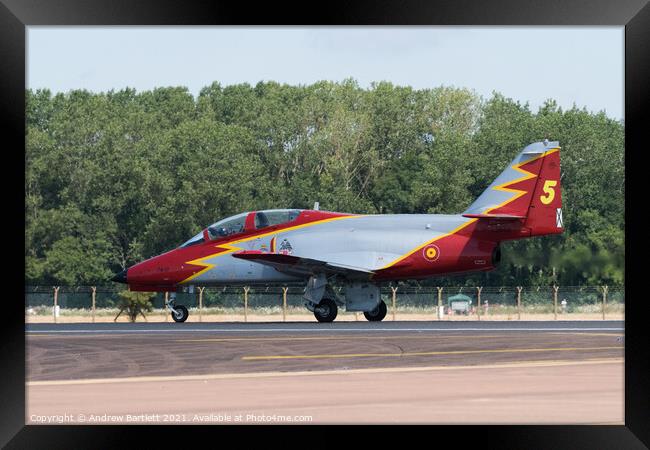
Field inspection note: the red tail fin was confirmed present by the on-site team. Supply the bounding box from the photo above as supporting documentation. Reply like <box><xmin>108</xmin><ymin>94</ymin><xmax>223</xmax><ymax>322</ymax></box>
<box><xmin>525</xmin><ymin>148</ymin><xmax>563</xmax><ymax>236</ymax></box>
<box><xmin>463</xmin><ymin>141</ymin><xmax>563</xmax><ymax>239</ymax></box>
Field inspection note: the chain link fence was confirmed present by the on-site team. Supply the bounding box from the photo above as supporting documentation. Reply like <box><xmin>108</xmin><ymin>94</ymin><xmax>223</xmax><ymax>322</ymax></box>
<box><xmin>25</xmin><ymin>285</ymin><xmax>624</xmax><ymax>323</ymax></box>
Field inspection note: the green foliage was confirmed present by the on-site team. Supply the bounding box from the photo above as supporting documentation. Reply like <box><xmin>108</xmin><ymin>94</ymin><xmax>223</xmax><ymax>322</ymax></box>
<box><xmin>25</xmin><ymin>81</ymin><xmax>624</xmax><ymax>286</ymax></box>
<box><xmin>116</xmin><ymin>290</ymin><xmax>154</xmax><ymax>322</ymax></box>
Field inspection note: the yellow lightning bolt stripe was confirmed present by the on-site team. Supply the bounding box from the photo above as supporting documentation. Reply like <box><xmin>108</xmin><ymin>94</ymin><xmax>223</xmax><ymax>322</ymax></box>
<box><xmin>180</xmin><ymin>214</ymin><xmax>362</xmax><ymax>284</ymax></box>
<box><xmin>484</xmin><ymin>148</ymin><xmax>558</xmax><ymax>215</ymax></box>
<box><xmin>182</xmin><ymin>242</ymin><xmax>245</xmax><ymax>284</ymax></box>
<box><xmin>379</xmin><ymin>148</ymin><xmax>558</xmax><ymax>271</ymax></box>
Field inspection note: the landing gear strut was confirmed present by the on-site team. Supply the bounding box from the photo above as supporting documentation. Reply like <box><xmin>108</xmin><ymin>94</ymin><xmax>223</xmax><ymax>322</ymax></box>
<box><xmin>313</xmin><ymin>298</ymin><xmax>338</xmax><ymax>323</ymax></box>
<box><xmin>166</xmin><ymin>293</ymin><xmax>189</xmax><ymax>323</ymax></box>
<box><xmin>364</xmin><ymin>300</ymin><xmax>387</xmax><ymax>322</ymax></box>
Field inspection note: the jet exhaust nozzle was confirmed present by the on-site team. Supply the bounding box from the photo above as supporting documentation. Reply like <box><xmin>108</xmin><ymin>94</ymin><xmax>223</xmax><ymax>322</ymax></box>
<box><xmin>492</xmin><ymin>246</ymin><xmax>501</xmax><ymax>267</ymax></box>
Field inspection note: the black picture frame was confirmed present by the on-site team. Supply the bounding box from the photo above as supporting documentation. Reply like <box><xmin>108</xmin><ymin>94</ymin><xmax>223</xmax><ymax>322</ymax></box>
<box><xmin>3</xmin><ymin>0</ymin><xmax>648</xmax><ymax>447</ymax></box>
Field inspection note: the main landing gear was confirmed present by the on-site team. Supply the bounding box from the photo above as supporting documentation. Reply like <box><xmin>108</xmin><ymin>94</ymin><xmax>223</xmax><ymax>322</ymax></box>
<box><xmin>166</xmin><ymin>293</ymin><xmax>189</xmax><ymax>323</ymax></box>
<box><xmin>303</xmin><ymin>275</ymin><xmax>389</xmax><ymax>323</ymax></box>
<box><xmin>312</xmin><ymin>297</ymin><xmax>387</xmax><ymax>323</ymax></box>
<box><xmin>313</xmin><ymin>298</ymin><xmax>338</xmax><ymax>323</ymax></box>
<box><xmin>363</xmin><ymin>300</ymin><xmax>387</xmax><ymax>322</ymax></box>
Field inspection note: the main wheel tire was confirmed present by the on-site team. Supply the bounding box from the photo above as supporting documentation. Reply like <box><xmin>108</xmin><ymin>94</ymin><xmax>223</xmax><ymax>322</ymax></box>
<box><xmin>172</xmin><ymin>305</ymin><xmax>189</xmax><ymax>323</ymax></box>
<box><xmin>364</xmin><ymin>300</ymin><xmax>387</xmax><ymax>322</ymax></box>
<box><xmin>314</xmin><ymin>298</ymin><xmax>338</xmax><ymax>323</ymax></box>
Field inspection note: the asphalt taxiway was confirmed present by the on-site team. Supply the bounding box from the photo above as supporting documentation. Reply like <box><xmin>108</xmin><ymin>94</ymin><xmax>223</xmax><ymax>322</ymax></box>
<box><xmin>26</xmin><ymin>321</ymin><xmax>624</xmax><ymax>424</ymax></box>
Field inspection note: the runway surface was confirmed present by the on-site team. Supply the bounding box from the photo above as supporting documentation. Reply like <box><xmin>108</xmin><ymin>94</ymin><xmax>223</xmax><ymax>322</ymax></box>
<box><xmin>26</xmin><ymin>321</ymin><xmax>624</xmax><ymax>424</ymax></box>
<box><xmin>26</xmin><ymin>319</ymin><xmax>624</xmax><ymax>333</ymax></box>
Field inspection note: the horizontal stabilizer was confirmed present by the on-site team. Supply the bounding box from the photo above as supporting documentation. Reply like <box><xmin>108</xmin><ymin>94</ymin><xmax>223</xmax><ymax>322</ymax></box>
<box><xmin>462</xmin><ymin>213</ymin><xmax>526</xmax><ymax>220</ymax></box>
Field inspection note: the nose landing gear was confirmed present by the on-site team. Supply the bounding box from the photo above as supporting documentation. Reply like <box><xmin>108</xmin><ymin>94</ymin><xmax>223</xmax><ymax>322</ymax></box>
<box><xmin>166</xmin><ymin>293</ymin><xmax>189</xmax><ymax>323</ymax></box>
<box><xmin>172</xmin><ymin>305</ymin><xmax>189</xmax><ymax>323</ymax></box>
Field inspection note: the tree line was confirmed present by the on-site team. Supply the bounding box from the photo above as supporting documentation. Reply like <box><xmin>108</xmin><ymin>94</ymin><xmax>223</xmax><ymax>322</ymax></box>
<box><xmin>25</xmin><ymin>79</ymin><xmax>624</xmax><ymax>286</ymax></box>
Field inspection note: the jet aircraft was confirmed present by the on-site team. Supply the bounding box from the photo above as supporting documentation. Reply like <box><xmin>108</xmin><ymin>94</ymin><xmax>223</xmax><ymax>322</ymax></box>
<box><xmin>112</xmin><ymin>140</ymin><xmax>563</xmax><ymax>322</ymax></box>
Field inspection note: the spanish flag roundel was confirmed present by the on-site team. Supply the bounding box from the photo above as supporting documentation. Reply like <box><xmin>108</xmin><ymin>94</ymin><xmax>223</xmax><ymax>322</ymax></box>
<box><xmin>422</xmin><ymin>244</ymin><xmax>440</xmax><ymax>262</ymax></box>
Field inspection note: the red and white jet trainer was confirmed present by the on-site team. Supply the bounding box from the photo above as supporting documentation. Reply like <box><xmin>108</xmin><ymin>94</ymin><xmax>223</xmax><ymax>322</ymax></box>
<box><xmin>113</xmin><ymin>140</ymin><xmax>563</xmax><ymax>323</ymax></box>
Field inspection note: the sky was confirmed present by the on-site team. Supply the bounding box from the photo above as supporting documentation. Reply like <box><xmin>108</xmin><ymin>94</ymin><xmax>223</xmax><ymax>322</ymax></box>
<box><xmin>27</xmin><ymin>27</ymin><xmax>624</xmax><ymax>120</ymax></box>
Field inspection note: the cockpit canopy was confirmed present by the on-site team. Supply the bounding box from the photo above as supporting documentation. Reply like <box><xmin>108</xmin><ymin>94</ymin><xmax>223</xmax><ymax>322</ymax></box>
<box><xmin>180</xmin><ymin>209</ymin><xmax>302</xmax><ymax>248</ymax></box>
<box><xmin>207</xmin><ymin>211</ymin><xmax>248</xmax><ymax>240</ymax></box>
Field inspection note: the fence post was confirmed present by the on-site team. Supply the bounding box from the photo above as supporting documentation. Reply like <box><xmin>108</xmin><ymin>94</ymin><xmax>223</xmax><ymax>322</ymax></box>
<box><xmin>91</xmin><ymin>286</ymin><xmax>96</xmax><ymax>323</ymax></box>
<box><xmin>516</xmin><ymin>286</ymin><xmax>522</xmax><ymax>321</ymax></box>
<box><xmin>476</xmin><ymin>287</ymin><xmax>482</xmax><ymax>321</ymax></box>
<box><xmin>391</xmin><ymin>286</ymin><xmax>398</xmax><ymax>321</ymax></box>
<box><xmin>602</xmin><ymin>285</ymin><xmax>608</xmax><ymax>320</ymax></box>
<box><xmin>198</xmin><ymin>287</ymin><xmax>204</xmax><ymax>323</ymax></box>
<box><xmin>243</xmin><ymin>286</ymin><xmax>250</xmax><ymax>322</ymax></box>
<box><xmin>53</xmin><ymin>286</ymin><xmax>59</xmax><ymax>324</ymax></box>
<box><xmin>282</xmin><ymin>286</ymin><xmax>288</xmax><ymax>322</ymax></box>
<box><xmin>437</xmin><ymin>287</ymin><xmax>443</xmax><ymax>320</ymax></box>
<box><xmin>553</xmin><ymin>285</ymin><xmax>559</xmax><ymax>320</ymax></box>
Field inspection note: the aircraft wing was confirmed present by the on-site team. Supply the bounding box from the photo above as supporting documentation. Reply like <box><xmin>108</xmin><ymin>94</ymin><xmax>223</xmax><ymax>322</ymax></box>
<box><xmin>232</xmin><ymin>250</ymin><xmax>374</xmax><ymax>279</ymax></box>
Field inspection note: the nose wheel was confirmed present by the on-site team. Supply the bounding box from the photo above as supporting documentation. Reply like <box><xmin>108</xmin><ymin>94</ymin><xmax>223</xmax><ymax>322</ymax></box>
<box><xmin>314</xmin><ymin>298</ymin><xmax>338</xmax><ymax>323</ymax></box>
<box><xmin>171</xmin><ymin>305</ymin><xmax>189</xmax><ymax>323</ymax></box>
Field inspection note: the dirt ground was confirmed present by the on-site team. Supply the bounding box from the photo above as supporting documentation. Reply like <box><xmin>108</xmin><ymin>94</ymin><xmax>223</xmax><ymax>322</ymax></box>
<box><xmin>26</xmin><ymin>359</ymin><xmax>623</xmax><ymax>424</ymax></box>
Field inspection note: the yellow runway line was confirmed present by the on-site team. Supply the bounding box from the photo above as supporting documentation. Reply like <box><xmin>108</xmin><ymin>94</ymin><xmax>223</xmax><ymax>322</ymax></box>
<box><xmin>549</xmin><ymin>332</ymin><xmax>624</xmax><ymax>337</ymax></box>
<box><xmin>242</xmin><ymin>346</ymin><xmax>624</xmax><ymax>361</ymax></box>
<box><xmin>27</xmin><ymin>358</ymin><xmax>623</xmax><ymax>387</ymax></box>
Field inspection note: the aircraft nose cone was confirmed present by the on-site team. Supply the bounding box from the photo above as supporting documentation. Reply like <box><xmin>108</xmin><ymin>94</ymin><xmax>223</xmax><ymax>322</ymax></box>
<box><xmin>111</xmin><ymin>269</ymin><xmax>128</xmax><ymax>284</ymax></box>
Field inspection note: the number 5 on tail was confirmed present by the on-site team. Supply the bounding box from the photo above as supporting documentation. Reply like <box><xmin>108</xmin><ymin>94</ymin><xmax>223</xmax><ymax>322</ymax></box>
<box><xmin>540</xmin><ymin>180</ymin><xmax>557</xmax><ymax>204</ymax></box>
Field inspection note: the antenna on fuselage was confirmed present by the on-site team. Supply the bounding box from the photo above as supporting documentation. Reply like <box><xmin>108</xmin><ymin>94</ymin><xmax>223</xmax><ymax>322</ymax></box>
<box><xmin>313</xmin><ymin>202</ymin><xmax>319</xmax><ymax>211</ymax></box>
